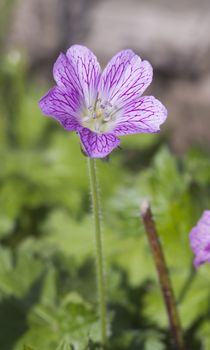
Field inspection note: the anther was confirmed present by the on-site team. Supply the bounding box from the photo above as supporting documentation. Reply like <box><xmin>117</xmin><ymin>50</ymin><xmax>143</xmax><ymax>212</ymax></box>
<box><xmin>106</xmin><ymin>101</ymin><xmax>112</xmax><ymax>107</ymax></box>
<box><xmin>103</xmin><ymin>113</ymin><xmax>111</xmax><ymax>121</ymax></box>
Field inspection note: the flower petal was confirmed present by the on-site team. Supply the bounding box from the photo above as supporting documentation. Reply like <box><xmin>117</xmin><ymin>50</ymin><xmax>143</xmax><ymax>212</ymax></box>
<box><xmin>113</xmin><ymin>96</ymin><xmax>167</xmax><ymax>136</ymax></box>
<box><xmin>189</xmin><ymin>210</ymin><xmax>210</xmax><ymax>268</ymax></box>
<box><xmin>39</xmin><ymin>86</ymin><xmax>80</xmax><ymax>131</ymax></box>
<box><xmin>99</xmin><ymin>50</ymin><xmax>153</xmax><ymax>106</ymax></box>
<box><xmin>66</xmin><ymin>45</ymin><xmax>101</xmax><ymax>107</ymax></box>
<box><xmin>98</xmin><ymin>49</ymin><xmax>135</xmax><ymax>99</ymax></box>
<box><xmin>53</xmin><ymin>53</ymin><xmax>83</xmax><ymax>96</ymax></box>
<box><xmin>79</xmin><ymin>128</ymin><xmax>120</xmax><ymax>158</ymax></box>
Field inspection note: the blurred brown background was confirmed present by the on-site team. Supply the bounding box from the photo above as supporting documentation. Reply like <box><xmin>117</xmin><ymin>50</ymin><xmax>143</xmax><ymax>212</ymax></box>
<box><xmin>3</xmin><ymin>0</ymin><xmax>210</xmax><ymax>152</ymax></box>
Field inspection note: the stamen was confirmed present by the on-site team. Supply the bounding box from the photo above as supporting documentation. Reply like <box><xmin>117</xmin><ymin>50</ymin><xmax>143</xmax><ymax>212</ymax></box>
<box><xmin>81</xmin><ymin>99</ymin><xmax>118</xmax><ymax>133</ymax></box>
<box><xmin>103</xmin><ymin>113</ymin><xmax>111</xmax><ymax>121</ymax></box>
<box><xmin>106</xmin><ymin>101</ymin><xmax>112</xmax><ymax>107</ymax></box>
<box><xmin>83</xmin><ymin>115</ymin><xmax>91</xmax><ymax>122</ymax></box>
<box><xmin>95</xmin><ymin>121</ymin><xmax>100</xmax><ymax>132</ymax></box>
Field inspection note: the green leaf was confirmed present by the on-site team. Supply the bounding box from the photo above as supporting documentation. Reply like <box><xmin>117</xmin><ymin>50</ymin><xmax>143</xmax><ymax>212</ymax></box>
<box><xmin>23</xmin><ymin>346</ymin><xmax>34</xmax><ymax>350</ymax></box>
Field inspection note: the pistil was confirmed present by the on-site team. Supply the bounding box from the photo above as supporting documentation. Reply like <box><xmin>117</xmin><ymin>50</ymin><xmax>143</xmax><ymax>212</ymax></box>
<box><xmin>81</xmin><ymin>98</ymin><xmax>118</xmax><ymax>133</ymax></box>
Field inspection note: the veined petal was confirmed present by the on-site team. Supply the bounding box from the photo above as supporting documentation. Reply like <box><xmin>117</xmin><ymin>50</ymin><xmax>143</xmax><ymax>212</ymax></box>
<box><xmin>99</xmin><ymin>50</ymin><xmax>153</xmax><ymax>106</ymax></box>
<box><xmin>66</xmin><ymin>45</ymin><xmax>101</xmax><ymax>108</ymax></box>
<box><xmin>53</xmin><ymin>53</ymin><xmax>83</xmax><ymax>96</ymax></box>
<box><xmin>39</xmin><ymin>86</ymin><xmax>80</xmax><ymax>131</ymax></box>
<box><xmin>79</xmin><ymin>128</ymin><xmax>120</xmax><ymax>158</ymax></box>
<box><xmin>98</xmin><ymin>49</ymin><xmax>135</xmax><ymax>100</ymax></box>
<box><xmin>113</xmin><ymin>96</ymin><xmax>167</xmax><ymax>136</ymax></box>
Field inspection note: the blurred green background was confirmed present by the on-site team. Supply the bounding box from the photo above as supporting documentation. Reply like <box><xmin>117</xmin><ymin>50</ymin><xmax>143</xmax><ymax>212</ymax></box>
<box><xmin>1</xmin><ymin>0</ymin><xmax>210</xmax><ymax>349</ymax></box>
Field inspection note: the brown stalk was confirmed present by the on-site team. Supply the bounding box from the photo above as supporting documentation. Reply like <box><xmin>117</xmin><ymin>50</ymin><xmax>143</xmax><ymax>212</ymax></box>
<box><xmin>140</xmin><ymin>200</ymin><xmax>185</xmax><ymax>350</ymax></box>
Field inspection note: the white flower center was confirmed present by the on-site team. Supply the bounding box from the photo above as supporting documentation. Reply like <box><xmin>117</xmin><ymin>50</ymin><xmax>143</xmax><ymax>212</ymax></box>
<box><xmin>80</xmin><ymin>98</ymin><xmax>118</xmax><ymax>133</ymax></box>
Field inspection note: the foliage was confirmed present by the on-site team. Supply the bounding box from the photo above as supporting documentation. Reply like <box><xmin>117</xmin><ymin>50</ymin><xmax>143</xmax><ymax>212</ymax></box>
<box><xmin>1</xmin><ymin>52</ymin><xmax>210</xmax><ymax>349</ymax></box>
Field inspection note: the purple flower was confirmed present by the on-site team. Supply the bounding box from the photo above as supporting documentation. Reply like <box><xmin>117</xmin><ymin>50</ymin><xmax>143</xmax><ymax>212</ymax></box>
<box><xmin>189</xmin><ymin>210</ymin><xmax>210</xmax><ymax>268</ymax></box>
<box><xmin>39</xmin><ymin>45</ymin><xmax>167</xmax><ymax>158</ymax></box>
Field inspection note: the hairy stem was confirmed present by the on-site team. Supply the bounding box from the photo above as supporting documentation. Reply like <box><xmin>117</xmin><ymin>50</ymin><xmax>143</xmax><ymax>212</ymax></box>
<box><xmin>87</xmin><ymin>157</ymin><xmax>107</xmax><ymax>346</ymax></box>
<box><xmin>140</xmin><ymin>200</ymin><xmax>185</xmax><ymax>350</ymax></box>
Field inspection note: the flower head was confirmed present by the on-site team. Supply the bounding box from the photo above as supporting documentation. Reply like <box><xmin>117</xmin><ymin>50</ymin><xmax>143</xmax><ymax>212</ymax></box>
<box><xmin>39</xmin><ymin>45</ymin><xmax>167</xmax><ymax>158</ymax></box>
<box><xmin>189</xmin><ymin>210</ymin><xmax>210</xmax><ymax>268</ymax></box>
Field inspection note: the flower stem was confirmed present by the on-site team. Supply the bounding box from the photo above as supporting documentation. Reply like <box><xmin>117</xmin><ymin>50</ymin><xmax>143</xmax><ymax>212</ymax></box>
<box><xmin>87</xmin><ymin>157</ymin><xmax>107</xmax><ymax>346</ymax></box>
<box><xmin>140</xmin><ymin>200</ymin><xmax>185</xmax><ymax>350</ymax></box>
